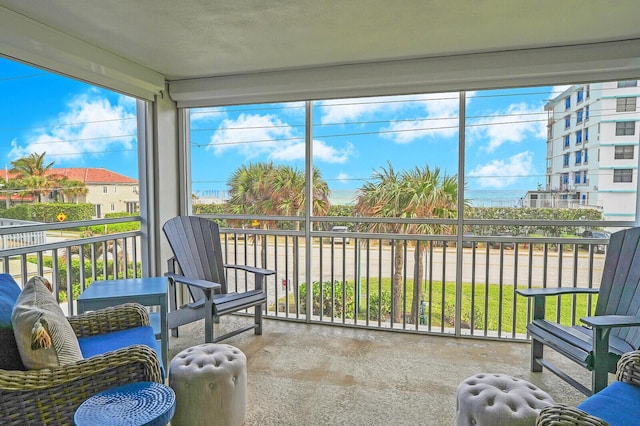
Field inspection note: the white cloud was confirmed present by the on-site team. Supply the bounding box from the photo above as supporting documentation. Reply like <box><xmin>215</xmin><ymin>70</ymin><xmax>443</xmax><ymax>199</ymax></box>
<box><xmin>469</xmin><ymin>103</ymin><xmax>546</xmax><ymax>152</ymax></box>
<box><xmin>550</xmin><ymin>85</ymin><xmax>572</xmax><ymax>100</ymax></box>
<box><xmin>467</xmin><ymin>151</ymin><xmax>534</xmax><ymax>188</ymax></box>
<box><xmin>208</xmin><ymin>113</ymin><xmax>296</xmax><ymax>158</ymax></box>
<box><xmin>318</xmin><ymin>92</ymin><xmax>480</xmax><ymax>144</ymax></box>
<box><xmin>381</xmin><ymin>92</ymin><xmax>464</xmax><ymax>143</ymax></box>
<box><xmin>209</xmin><ymin>114</ymin><xmax>354</xmax><ymax>163</ymax></box>
<box><xmin>336</xmin><ymin>172</ymin><xmax>350</xmax><ymax>182</ymax></box>
<box><xmin>190</xmin><ymin>108</ymin><xmax>227</xmax><ymax>123</ymax></box>
<box><xmin>319</xmin><ymin>95</ymin><xmax>413</xmax><ymax>125</ymax></box>
<box><xmin>382</xmin><ymin>116</ymin><xmax>459</xmax><ymax>143</ymax></box>
<box><xmin>9</xmin><ymin>92</ymin><xmax>136</xmax><ymax>163</ymax></box>
<box><xmin>270</xmin><ymin>140</ymin><xmax>354</xmax><ymax>163</ymax></box>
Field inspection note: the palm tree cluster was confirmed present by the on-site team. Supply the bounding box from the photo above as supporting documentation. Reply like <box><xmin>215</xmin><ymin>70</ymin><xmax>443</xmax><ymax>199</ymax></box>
<box><xmin>5</xmin><ymin>152</ymin><xmax>87</xmax><ymax>204</ymax></box>
<box><xmin>227</xmin><ymin>162</ymin><xmax>330</xmax><ymax>229</ymax></box>
<box><xmin>355</xmin><ymin>162</ymin><xmax>460</xmax><ymax>323</ymax></box>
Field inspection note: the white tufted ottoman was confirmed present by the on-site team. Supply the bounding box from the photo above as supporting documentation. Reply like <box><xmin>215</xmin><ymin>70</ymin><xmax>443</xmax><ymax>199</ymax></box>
<box><xmin>169</xmin><ymin>343</ymin><xmax>247</xmax><ymax>426</ymax></box>
<box><xmin>456</xmin><ymin>373</ymin><xmax>555</xmax><ymax>426</ymax></box>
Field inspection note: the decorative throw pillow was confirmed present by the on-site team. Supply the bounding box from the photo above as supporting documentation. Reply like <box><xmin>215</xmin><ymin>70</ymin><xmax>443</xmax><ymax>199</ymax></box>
<box><xmin>11</xmin><ymin>276</ymin><xmax>83</xmax><ymax>369</ymax></box>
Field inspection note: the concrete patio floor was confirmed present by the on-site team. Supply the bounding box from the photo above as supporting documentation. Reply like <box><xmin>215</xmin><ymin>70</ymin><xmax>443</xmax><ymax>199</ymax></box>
<box><xmin>168</xmin><ymin>315</ymin><xmax>592</xmax><ymax>425</ymax></box>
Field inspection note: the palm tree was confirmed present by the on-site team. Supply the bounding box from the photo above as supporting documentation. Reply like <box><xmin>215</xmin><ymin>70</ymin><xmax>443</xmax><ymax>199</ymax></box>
<box><xmin>267</xmin><ymin>166</ymin><xmax>330</xmax><ymax>229</ymax></box>
<box><xmin>228</xmin><ymin>162</ymin><xmax>277</xmax><ymax>227</ymax></box>
<box><xmin>401</xmin><ymin>166</ymin><xmax>460</xmax><ymax>321</ymax></box>
<box><xmin>355</xmin><ymin>162</ymin><xmax>460</xmax><ymax>324</ymax></box>
<box><xmin>228</xmin><ymin>162</ymin><xmax>330</xmax><ymax>228</ymax></box>
<box><xmin>10</xmin><ymin>152</ymin><xmax>58</xmax><ymax>202</ymax></box>
<box><xmin>57</xmin><ymin>178</ymin><xmax>88</xmax><ymax>203</ymax></box>
<box><xmin>228</xmin><ymin>162</ymin><xmax>330</xmax><ymax>308</ymax></box>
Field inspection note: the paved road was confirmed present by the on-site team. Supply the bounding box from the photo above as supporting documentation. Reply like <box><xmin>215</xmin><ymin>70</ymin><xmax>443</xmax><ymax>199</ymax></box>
<box><xmin>226</xmin><ymin>240</ymin><xmax>606</xmax><ymax>290</ymax></box>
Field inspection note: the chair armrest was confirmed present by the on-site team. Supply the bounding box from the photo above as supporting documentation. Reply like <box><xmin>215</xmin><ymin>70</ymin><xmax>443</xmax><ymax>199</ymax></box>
<box><xmin>536</xmin><ymin>403</ymin><xmax>607</xmax><ymax>426</ymax></box>
<box><xmin>0</xmin><ymin>345</ymin><xmax>162</xmax><ymax>426</ymax></box>
<box><xmin>616</xmin><ymin>350</ymin><xmax>640</xmax><ymax>385</ymax></box>
<box><xmin>165</xmin><ymin>273</ymin><xmax>222</xmax><ymax>291</ymax></box>
<box><xmin>224</xmin><ymin>264</ymin><xmax>275</xmax><ymax>291</ymax></box>
<box><xmin>224</xmin><ymin>264</ymin><xmax>276</xmax><ymax>276</ymax></box>
<box><xmin>516</xmin><ymin>287</ymin><xmax>600</xmax><ymax>297</ymax></box>
<box><xmin>581</xmin><ymin>315</ymin><xmax>640</xmax><ymax>328</ymax></box>
<box><xmin>516</xmin><ymin>287</ymin><xmax>599</xmax><ymax>321</ymax></box>
<box><xmin>69</xmin><ymin>303</ymin><xmax>150</xmax><ymax>337</ymax></box>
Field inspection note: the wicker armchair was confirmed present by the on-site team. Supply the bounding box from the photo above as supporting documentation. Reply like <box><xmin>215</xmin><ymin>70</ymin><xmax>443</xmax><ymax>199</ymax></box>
<box><xmin>0</xmin><ymin>303</ymin><xmax>163</xmax><ymax>426</ymax></box>
<box><xmin>536</xmin><ymin>350</ymin><xmax>640</xmax><ymax>426</ymax></box>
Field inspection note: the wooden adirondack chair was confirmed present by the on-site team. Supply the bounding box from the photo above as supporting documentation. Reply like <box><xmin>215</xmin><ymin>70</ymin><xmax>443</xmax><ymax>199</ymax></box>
<box><xmin>517</xmin><ymin>227</ymin><xmax>640</xmax><ymax>396</ymax></box>
<box><xmin>163</xmin><ymin>216</ymin><xmax>276</xmax><ymax>343</ymax></box>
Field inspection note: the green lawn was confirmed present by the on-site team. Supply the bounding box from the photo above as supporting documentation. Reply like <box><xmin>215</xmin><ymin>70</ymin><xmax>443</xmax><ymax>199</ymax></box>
<box><xmin>276</xmin><ymin>278</ymin><xmax>599</xmax><ymax>335</ymax></box>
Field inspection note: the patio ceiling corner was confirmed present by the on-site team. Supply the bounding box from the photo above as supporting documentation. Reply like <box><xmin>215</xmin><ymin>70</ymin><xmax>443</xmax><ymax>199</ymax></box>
<box><xmin>0</xmin><ymin>5</ymin><xmax>165</xmax><ymax>100</ymax></box>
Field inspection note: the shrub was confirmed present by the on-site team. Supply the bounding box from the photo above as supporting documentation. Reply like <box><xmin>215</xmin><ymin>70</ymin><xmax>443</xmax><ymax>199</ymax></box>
<box><xmin>299</xmin><ymin>280</ymin><xmax>356</xmax><ymax>319</ymax></box>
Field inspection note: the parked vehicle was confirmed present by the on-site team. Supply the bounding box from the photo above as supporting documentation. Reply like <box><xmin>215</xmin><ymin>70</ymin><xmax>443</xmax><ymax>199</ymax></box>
<box><xmin>462</xmin><ymin>232</ymin><xmax>477</xmax><ymax>248</ymax></box>
<box><xmin>331</xmin><ymin>226</ymin><xmax>350</xmax><ymax>244</ymax></box>
<box><xmin>488</xmin><ymin>232</ymin><xmax>515</xmax><ymax>249</ymax></box>
<box><xmin>581</xmin><ymin>230</ymin><xmax>610</xmax><ymax>253</ymax></box>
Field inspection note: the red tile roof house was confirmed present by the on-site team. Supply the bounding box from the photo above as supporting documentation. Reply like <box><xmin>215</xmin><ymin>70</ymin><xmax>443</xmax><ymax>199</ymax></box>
<box><xmin>0</xmin><ymin>168</ymin><xmax>138</xmax><ymax>218</ymax></box>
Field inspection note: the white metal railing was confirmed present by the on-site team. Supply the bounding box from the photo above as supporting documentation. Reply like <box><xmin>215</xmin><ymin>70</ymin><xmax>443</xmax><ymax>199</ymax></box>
<box><xmin>0</xmin><ymin>216</ymin><xmax>142</xmax><ymax>316</ymax></box>
<box><xmin>0</xmin><ymin>219</ymin><xmax>47</xmax><ymax>249</ymax></box>
<box><xmin>0</xmin><ymin>214</ymin><xmax>622</xmax><ymax>341</ymax></box>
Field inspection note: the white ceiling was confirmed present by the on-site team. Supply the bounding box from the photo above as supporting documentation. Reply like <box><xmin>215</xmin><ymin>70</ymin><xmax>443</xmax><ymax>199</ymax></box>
<box><xmin>2</xmin><ymin>0</ymin><xmax>640</xmax><ymax>82</ymax></box>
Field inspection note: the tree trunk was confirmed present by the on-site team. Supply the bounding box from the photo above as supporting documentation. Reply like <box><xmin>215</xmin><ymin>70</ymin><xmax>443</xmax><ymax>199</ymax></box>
<box><xmin>392</xmin><ymin>240</ymin><xmax>404</xmax><ymax>324</ymax></box>
<box><xmin>410</xmin><ymin>242</ymin><xmax>425</xmax><ymax>323</ymax></box>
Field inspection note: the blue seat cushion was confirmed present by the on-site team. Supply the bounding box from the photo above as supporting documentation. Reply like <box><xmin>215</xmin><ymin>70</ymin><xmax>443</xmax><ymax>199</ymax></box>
<box><xmin>77</xmin><ymin>325</ymin><xmax>164</xmax><ymax>378</ymax></box>
<box><xmin>0</xmin><ymin>273</ymin><xmax>25</xmax><ymax>370</ymax></box>
<box><xmin>0</xmin><ymin>273</ymin><xmax>21</xmax><ymax>327</ymax></box>
<box><xmin>578</xmin><ymin>381</ymin><xmax>640</xmax><ymax>426</ymax></box>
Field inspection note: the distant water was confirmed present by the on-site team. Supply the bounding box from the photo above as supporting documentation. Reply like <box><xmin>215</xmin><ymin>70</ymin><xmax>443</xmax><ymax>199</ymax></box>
<box><xmin>465</xmin><ymin>189</ymin><xmax>527</xmax><ymax>207</ymax></box>
<box><xmin>329</xmin><ymin>189</ymin><xmax>527</xmax><ymax>207</ymax></box>
<box><xmin>195</xmin><ymin>188</ymin><xmax>528</xmax><ymax>208</ymax></box>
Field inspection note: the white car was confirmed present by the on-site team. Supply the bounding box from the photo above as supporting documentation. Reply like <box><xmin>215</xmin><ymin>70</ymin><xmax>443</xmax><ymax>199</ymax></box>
<box><xmin>331</xmin><ymin>226</ymin><xmax>350</xmax><ymax>244</ymax></box>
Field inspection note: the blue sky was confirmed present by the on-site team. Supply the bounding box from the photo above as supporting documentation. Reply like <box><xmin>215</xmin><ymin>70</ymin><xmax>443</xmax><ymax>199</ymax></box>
<box><xmin>1</xmin><ymin>56</ymin><xmax>571</xmax><ymax>204</ymax></box>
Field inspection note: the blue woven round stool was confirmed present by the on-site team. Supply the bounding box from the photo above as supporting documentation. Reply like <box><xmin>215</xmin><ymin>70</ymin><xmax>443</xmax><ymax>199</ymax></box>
<box><xmin>74</xmin><ymin>381</ymin><xmax>176</xmax><ymax>426</ymax></box>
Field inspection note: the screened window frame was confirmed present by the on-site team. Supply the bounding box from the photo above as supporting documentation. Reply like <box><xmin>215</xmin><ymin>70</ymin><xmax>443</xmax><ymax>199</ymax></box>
<box><xmin>616</xmin><ymin>97</ymin><xmax>637</xmax><ymax>112</ymax></box>
<box><xmin>613</xmin><ymin>168</ymin><xmax>633</xmax><ymax>183</ymax></box>
<box><xmin>614</xmin><ymin>145</ymin><xmax>635</xmax><ymax>160</ymax></box>
<box><xmin>616</xmin><ymin>121</ymin><xmax>636</xmax><ymax>136</ymax></box>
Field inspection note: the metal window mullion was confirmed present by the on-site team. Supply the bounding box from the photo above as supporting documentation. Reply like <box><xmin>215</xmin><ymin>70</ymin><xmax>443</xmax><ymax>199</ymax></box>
<box><xmin>484</xmin><ymin>245</ymin><xmax>490</xmax><ymax>337</ymax></box>
<box><xmin>470</xmin><ymin>245</ymin><xmax>476</xmax><ymax>335</ymax></box>
<box><xmin>377</xmin><ymin>240</ymin><xmax>383</xmax><ymax>328</ymax></box>
<box><xmin>440</xmin><ymin>242</ymin><xmax>446</xmax><ymax>333</ymax></box>
<box><xmin>428</xmin><ymin>240</ymin><xmax>434</xmax><ymax>332</ymax></box>
<box><xmin>497</xmin><ymin>246</ymin><xmax>504</xmax><ymax>337</ymax></box>
<box><xmin>455</xmin><ymin>90</ymin><xmax>466</xmax><ymax>337</ymax></box>
<box><xmin>511</xmin><ymin>244</ymin><xmax>519</xmax><ymax>338</ymax></box>
<box><xmin>304</xmin><ymin>100</ymin><xmax>313</xmax><ymax>324</ymax></box>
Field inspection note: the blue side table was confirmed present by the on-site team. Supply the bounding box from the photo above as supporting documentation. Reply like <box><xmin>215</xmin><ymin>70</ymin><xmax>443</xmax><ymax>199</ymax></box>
<box><xmin>74</xmin><ymin>381</ymin><xmax>176</xmax><ymax>426</ymax></box>
<box><xmin>77</xmin><ymin>277</ymin><xmax>169</xmax><ymax>368</ymax></box>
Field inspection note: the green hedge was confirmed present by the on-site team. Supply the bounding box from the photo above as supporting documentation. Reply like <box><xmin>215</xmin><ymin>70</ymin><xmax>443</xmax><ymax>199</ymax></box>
<box><xmin>464</xmin><ymin>207</ymin><xmax>604</xmax><ymax>237</ymax></box>
<box><xmin>1</xmin><ymin>203</ymin><xmax>93</xmax><ymax>222</ymax></box>
<box><xmin>87</xmin><ymin>212</ymin><xmax>140</xmax><ymax>234</ymax></box>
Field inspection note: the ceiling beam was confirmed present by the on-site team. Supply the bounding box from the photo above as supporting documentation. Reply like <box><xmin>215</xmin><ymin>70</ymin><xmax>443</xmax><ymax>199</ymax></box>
<box><xmin>169</xmin><ymin>40</ymin><xmax>640</xmax><ymax>108</ymax></box>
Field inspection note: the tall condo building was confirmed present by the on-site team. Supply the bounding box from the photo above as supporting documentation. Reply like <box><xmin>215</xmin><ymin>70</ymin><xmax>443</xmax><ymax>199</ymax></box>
<box><xmin>541</xmin><ymin>81</ymin><xmax>639</xmax><ymax>221</ymax></box>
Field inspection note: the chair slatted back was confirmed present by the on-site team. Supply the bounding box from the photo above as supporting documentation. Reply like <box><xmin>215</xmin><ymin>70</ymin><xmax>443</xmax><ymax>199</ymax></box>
<box><xmin>163</xmin><ymin>216</ymin><xmax>228</xmax><ymax>302</ymax></box>
<box><xmin>595</xmin><ymin>227</ymin><xmax>640</xmax><ymax>348</ymax></box>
